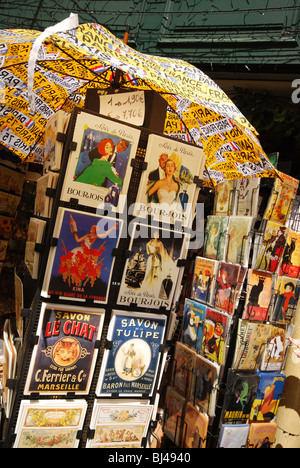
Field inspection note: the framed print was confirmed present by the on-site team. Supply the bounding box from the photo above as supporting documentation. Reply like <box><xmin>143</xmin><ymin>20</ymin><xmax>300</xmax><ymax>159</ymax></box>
<box><xmin>24</xmin><ymin>303</ymin><xmax>105</xmax><ymax>395</ymax></box>
<box><xmin>133</xmin><ymin>133</ymin><xmax>205</xmax><ymax>227</ymax></box>
<box><xmin>13</xmin><ymin>399</ymin><xmax>87</xmax><ymax>448</ymax></box>
<box><xmin>117</xmin><ymin>223</ymin><xmax>189</xmax><ymax>310</ymax></box>
<box><xmin>86</xmin><ymin>399</ymin><xmax>153</xmax><ymax>449</ymax></box>
<box><xmin>96</xmin><ymin>310</ymin><xmax>167</xmax><ymax>397</ymax></box>
<box><xmin>41</xmin><ymin>207</ymin><xmax>122</xmax><ymax>303</ymax></box>
<box><xmin>60</xmin><ymin>110</ymin><xmax>141</xmax><ymax>211</ymax></box>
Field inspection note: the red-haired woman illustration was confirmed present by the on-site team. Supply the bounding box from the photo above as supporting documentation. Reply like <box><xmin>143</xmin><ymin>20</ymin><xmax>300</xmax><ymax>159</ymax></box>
<box><xmin>76</xmin><ymin>138</ymin><xmax>122</xmax><ymax>187</ymax></box>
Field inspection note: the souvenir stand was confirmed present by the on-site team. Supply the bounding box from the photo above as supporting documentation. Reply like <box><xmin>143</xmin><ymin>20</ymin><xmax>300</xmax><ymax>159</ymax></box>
<box><xmin>160</xmin><ymin>173</ymin><xmax>300</xmax><ymax>449</ymax></box>
<box><xmin>0</xmin><ymin>88</ymin><xmax>208</xmax><ymax>448</ymax></box>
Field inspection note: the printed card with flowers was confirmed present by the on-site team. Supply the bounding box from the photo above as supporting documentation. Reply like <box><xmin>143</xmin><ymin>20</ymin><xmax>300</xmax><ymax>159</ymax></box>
<box><xmin>13</xmin><ymin>400</ymin><xmax>87</xmax><ymax>448</ymax></box>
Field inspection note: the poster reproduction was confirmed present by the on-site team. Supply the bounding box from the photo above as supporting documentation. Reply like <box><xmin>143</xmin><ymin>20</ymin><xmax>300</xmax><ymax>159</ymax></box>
<box><xmin>24</xmin><ymin>303</ymin><xmax>105</xmax><ymax>395</ymax></box>
<box><xmin>60</xmin><ymin>110</ymin><xmax>141</xmax><ymax>211</ymax></box>
<box><xmin>133</xmin><ymin>133</ymin><xmax>205</xmax><ymax>227</ymax></box>
<box><xmin>42</xmin><ymin>207</ymin><xmax>122</xmax><ymax>303</ymax></box>
<box><xmin>96</xmin><ymin>310</ymin><xmax>167</xmax><ymax>397</ymax></box>
<box><xmin>117</xmin><ymin>223</ymin><xmax>189</xmax><ymax>310</ymax></box>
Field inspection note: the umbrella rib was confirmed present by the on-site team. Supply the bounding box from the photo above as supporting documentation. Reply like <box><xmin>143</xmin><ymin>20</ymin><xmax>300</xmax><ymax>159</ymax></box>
<box><xmin>50</xmin><ymin>39</ymin><xmax>116</xmax><ymax>85</ymax></box>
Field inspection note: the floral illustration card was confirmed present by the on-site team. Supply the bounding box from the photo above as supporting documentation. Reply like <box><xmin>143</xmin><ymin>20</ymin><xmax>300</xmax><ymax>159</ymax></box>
<box><xmin>13</xmin><ymin>399</ymin><xmax>87</xmax><ymax>448</ymax></box>
<box><xmin>86</xmin><ymin>399</ymin><xmax>153</xmax><ymax>448</ymax></box>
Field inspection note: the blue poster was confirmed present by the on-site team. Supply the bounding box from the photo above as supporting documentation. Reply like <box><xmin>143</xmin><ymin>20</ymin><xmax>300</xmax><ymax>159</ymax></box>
<box><xmin>97</xmin><ymin>310</ymin><xmax>167</xmax><ymax>396</ymax></box>
<box><xmin>181</xmin><ymin>298</ymin><xmax>206</xmax><ymax>352</ymax></box>
<box><xmin>42</xmin><ymin>207</ymin><xmax>122</xmax><ymax>303</ymax></box>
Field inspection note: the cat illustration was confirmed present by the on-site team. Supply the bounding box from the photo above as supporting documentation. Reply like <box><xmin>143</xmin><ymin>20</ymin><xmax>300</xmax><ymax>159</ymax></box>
<box><xmin>246</xmin><ymin>277</ymin><xmax>265</xmax><ymax>318</ymax></box>
<box><xmin>53</xmin><ymin>338</ymin><xmax>80</xmax><ymax>366</ymax></box>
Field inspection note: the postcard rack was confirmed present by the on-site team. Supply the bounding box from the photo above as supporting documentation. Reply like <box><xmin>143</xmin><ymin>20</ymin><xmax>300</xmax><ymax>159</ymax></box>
<box><xmin>1</xmin><ymin>104</ymin><xmax>208</xmax><ymax>448</ymax></box>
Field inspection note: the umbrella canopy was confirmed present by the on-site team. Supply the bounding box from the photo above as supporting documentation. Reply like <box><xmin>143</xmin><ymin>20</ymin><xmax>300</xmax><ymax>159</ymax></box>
<box><xmin>0</xmin><ymin>17</ymin><xmax>276</xmax><ymax>185</ymax></box>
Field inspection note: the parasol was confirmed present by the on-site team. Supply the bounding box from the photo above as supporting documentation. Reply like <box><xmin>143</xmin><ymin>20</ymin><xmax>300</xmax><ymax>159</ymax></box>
<box><xmin>0</xmin><ymin>15</ymin><xmax>276</xmax><ymax>186</ymax></box>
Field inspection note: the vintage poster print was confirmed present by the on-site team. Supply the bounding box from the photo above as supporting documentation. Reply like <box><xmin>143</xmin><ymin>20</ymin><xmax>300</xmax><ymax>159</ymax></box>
<box><xmin>191</xmin><ymin>354</ymin><xmax>219</xmax><ymax>417</ymax></box>
<box><xmin>24</xmin><ymin>303</ymin><xmax>105</xmax><ymax>395</ymax></box>
<box><xmin>173</xmin><ymin>341</ymin><xmax>195</xmax><ymax>397</ymax></box>
<box><xmin>271</xmin><ymin>276</ymin><xmax>300</xmax><ymax>323</ymax></box>
<box><xmin>181</xmin><ymin>298</ymin><xmax>206</xmax><ymax>353</ymax></box>
<box><xmin>243</xmin><ymin>270</ymin><xmax>273</xmax><ymax>321</ymax></box>
<box><xmin>42</xmin><ymin>207</ymin><xmax>122</xmax><ymax>303</ymax></box>
<box><xmin>264</xmin><ymin>172</ymin><xmax>299</xmax><ymax>224</ymax></box>
<box><xmin>218</xmin><ymin>424</ymin><xmax>250</xmax><ymax>449</ymax></box>
<box><xmin>214</xmin><ymin>261</ymin><xmax>241</xmax><ymax>314</ymax></box>
<box><xmin>213</xmin><ymin>180</ymin><xmax>235</xmax><ymax>216</ymax></box>
<box><xmin>13</xmin><ymin>400</ymin><xmax>87</xmax><ymax>448</ymax></box>
<box><xmin>133</xmin><ymin>133</ymin><xmax>205</xmax><ymax>227</ymax></box>
<box><xmin>164</xmin><ymin>386</ymin><xmax>186</xmax><ymax>446</ymax></box>
<box><xmin>43</xmin><ymin>110</ymin><xmax>70</xmax><ymax>173</ymax></box>
<box><xmin>234</xmin><ymin>177</ymin><xmax>260</xmax><ymax>217</ymax></box>
<box><xmin>96</xmin><ymin>310</ymin><xmax>167</xmax><ymax>397</ymax></box>
<box><xmin>247</xmin><ymin>422</ymin><xmax>277</xmax><ymax>448</ymax></box>
<box><xmin>203</xmin><ymin>215</ymin><xmax>229</xmax><ymax>261</ymax></box>
<box><xmin>261</xmin><ymin>324</ymin><xmax>286</xmax><ymax>372</ymax></box>
<box><xmin>254</xmin><ymin>221</ymin><xmax>289</xmax><ymax>273</ymax></box>
<box><xmin>117</xmin><ymin>223</ymin><xmax>188</xmax><ymax>310</ymax></box>
<box><xmin>222</xmin><ymin>370</ymin><xmax>260</xmax><ymax>423</ymax></box>
<box><xmin>60</xmin><ymin>110</ymin><xmax>141</xmax><ymax>211</ymax></box>
<box><xmin>279</xmin><ymin>230</ymin><xmax>300</xmax><ymax>278</ymax></box>
<box><xmin>250</xmin><ymin>371</ymin><xmax>286</xmax><ymax>421</ymax></box>
<box><xmin>225</xmin><ymin>216</ymin><xmax>253</xmax><ymax>266</ymax></box>
<box><xmin>182</xmin><ymin>402</ymin><xmax>209</xmax><ymax>448</ymax></box>
<box><xmin>233</xmin><ymin>320</ymin><xmax>271</xmax><ymax>371</ymax></box>
<box><xmin>202</xmin><ymin>307</ymin><xmax>230</xmax><ymax>366</ymax></box>
<box><xmin>191</xmin><ymin>256</ymin><xmax>218</xmax><ymax>305</ymax></box>
<box><xmin>86</xmin><ymin>399</ymin><xmax>153</xmax><ymax>448</ymax></box>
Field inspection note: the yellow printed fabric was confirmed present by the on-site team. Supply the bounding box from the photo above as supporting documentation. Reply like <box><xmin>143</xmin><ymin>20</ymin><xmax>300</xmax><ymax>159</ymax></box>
<box><xmin>0</xmin><ymin>22</ymin><xmax>276</xmax><ymax>185</ymax></box>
